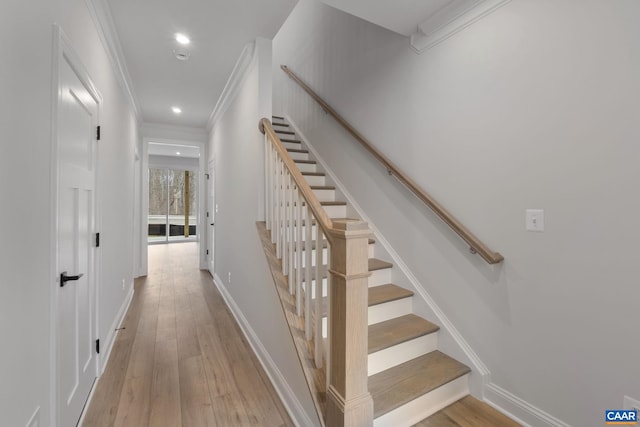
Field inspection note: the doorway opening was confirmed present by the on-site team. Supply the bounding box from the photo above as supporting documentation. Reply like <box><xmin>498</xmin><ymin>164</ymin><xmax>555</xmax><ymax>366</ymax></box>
<box><xmin>148</xmin><ymin>168</ymin><xmax>198</xmax><ymax>243</ymax></box>
<box><xmin>147</xmin><ymin>142</ymin><xmax>200</xmax><ymax>245</ymax></box>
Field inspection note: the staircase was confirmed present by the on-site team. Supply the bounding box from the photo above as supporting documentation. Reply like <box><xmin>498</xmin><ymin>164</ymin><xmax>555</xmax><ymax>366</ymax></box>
<box><xmin>263</xmin><ymin>115</ymin><xmax>503</xmax><ymax>427</ymax></box>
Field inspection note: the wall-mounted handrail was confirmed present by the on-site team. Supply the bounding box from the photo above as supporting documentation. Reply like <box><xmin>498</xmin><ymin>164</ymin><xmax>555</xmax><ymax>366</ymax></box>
<box><xmin>280</xmin><ymin>65</ymin><xmax>504</xmax><ymax>264</ymax></box>
<box><xmin>259</xmin><ymin>118</ymin><xmax>334</xmax><ymax>242</ymax></box>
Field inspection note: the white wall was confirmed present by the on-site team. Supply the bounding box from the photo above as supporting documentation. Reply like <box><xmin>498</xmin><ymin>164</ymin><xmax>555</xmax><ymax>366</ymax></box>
<box><xmin>0</xmin><ymin>0</ymin><xmax>139</xmax><ymax>425</ymax></box>
<box><xmin>208</xmin><ymin>39</ymin><xmax>321</xmax><ymax>426</ymax></box>
<box><xmin>273</xmin><ymin>1</ymin><xmax>640</xmax><ymax>426</ymax></box>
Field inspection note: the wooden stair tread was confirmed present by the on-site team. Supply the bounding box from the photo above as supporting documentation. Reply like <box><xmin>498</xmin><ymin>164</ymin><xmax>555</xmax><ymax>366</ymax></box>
<box><xmin>368</xmin><ymin>314</ymin><xmax>439</xmax><ymax>354</ymax></box>
<box><xmin>313</xmin><ymin>283</ymin><xmax>412</xmax><ymax>317</ymax></box>
<box><xmin>294</xmin><ymin>159</ymin><xmax>317</xmax><ymax>164</ymax></box>
<box><xmin>320</xmin><ymin>201</ymin><xmax>346</xmax><ymax>206</ymax></box>
<box><xmin>275</xmin><ymin>129</ymin><xmax>295</xmax><ymax>135</ymax></box>
<box><xmin>281</xmin><ymin>138</ymin><xmax>301</xmax><ymax>143</ymax></box>
<box><xmin>413</xmin><ymin>396</ymin><xmax>522</xmax><ymax>427</ymax></box>
<box><xmin>369</xmin><ymin>258</ymin><xmax>392</xmax><ymax>271</ymax></box>
<box><xmin>300</xmin><ymin>258</ymin><xmax>392</xmax><ymax>281</ymax></box>
<box><xmin>287</xmin><ymin>148</ymin><xmax>308</xmax><ymax>154</ymax></box>
<box><xmin>310</xmin><ymin>185</ymin><xmax>335</xmax><ymax>190</ymax></box>
<box><xmin>302</xmin><ymin>171</ymin><xmax>325</xmax><ymax>176</ymax></box>
<box><xmin>368</xmin><ymin>284</ymin><xmax>413</xmax><ymax>306</ymax></box>
<box><xmin>273</xmin><ymin>122</ymin><xmax>289</xmax><ymax>127</ymax></box>
<box><xmin>272</xmin><ymin>115</ymin><xmax>284</xmax><ymax>120</ymax></box>
<box><xmin>369</xmin><ymin>351</ymin><xmax>471</xmax><ymax>418</ymax></box>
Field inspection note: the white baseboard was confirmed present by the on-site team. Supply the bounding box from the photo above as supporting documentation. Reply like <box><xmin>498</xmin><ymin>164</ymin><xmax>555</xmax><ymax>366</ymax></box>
<box><xmin>79</xmin><ymin>284</ymin><xmax>134</xmax><ymax>427</ymax></box>
<box><xmin>213</xmin><ymin>274</ymin><xmax>318</xmax><ymax>427</ymax></box>
<box><xmin>484</xmin><ymin>383</ymin><xmax>570</xmax><ymax>427</ymax></box>
<box><xmin>99</xmin><ymin>284</ymin><xmax>134</xmax><ymax>374</ymax></box>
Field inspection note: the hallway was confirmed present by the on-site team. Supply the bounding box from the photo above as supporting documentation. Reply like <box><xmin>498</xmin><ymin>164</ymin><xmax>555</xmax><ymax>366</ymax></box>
<box><xmin>82</xmin><ymin>243</ymin><xmax>293</xmax><ymax>426</ymax></box>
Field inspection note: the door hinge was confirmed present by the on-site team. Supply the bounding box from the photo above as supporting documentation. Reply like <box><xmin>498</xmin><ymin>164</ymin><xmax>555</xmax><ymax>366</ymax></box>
<box><xmin>96</xmin><ymin>339</ymin><xmax>100</xmax><ymax>354</ymax></box>
<box><xmin>96</xmin><ymin>125</ymin><xmax>101</xmax><ymax>141</ymax></box>
<box><xmin>205</xmin><ymin>173</ymin><xmax>210</xmax><ymax>180</ymax></box>
<box><xmin>206</xmin><ymin>211</ymin><xmax>209</xmax><ymax>218</ymax></box>
<box><xmin>95</xmin><ymin>233</ymin><xmax>100</xmax><ymax>248</ymax></box>
<box><xmin>206</xmin><ymin>249</ymin><xmax>209</xmax><ymax>255</ymax></box>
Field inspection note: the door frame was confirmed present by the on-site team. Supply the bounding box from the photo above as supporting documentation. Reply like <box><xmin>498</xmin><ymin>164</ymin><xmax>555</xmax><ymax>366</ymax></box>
<box><xmin>207</xmin><ymin>158</ymin><xmax>215</xmax><ymax>274</ymax></box>
<box><xmin>141</xmin><ymin>137</ymin><xmax>207</xmax><ymax>275</ymax></box>
<box><xmin>49</xmin><ymin>25</ymin><xmax>103</xmax><ymax>427</ymax></box>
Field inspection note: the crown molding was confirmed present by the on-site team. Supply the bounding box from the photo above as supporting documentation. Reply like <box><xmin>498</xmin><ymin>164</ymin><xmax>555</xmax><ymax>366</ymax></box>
<box><xmin>411</xmin><ymin>0</ymin><xmax>512</xmax><ymax>53</ymax></box>
<box><xmin>85</xmin><ymin>0</ymin><xmax>141</xmax><ymax>121</ymax></box>
<box><xmin>206</xmin><ymin>41</ymin><xmax>257</xmax><ymax>131</ymax></box>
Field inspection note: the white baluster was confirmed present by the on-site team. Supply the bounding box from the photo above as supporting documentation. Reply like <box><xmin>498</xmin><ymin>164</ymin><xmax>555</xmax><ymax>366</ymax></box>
<box><xmin>295</xmin><ymin>191</ymin><xmax>303</xmax><ymax>316</ymax></box>
<box><xmin>304</xmin><ymin>206</ymin><xmax>313</xmax><ymax>340</ymax></box>
<box><xmin>315</xmin><ymin>228</ymin><xmax>324</xmax><ymax>368</ymax></box>
<box><xmin>287</xmin><ymin>174</ymin><xmax>295</xmax><ymax>294</ymax></box>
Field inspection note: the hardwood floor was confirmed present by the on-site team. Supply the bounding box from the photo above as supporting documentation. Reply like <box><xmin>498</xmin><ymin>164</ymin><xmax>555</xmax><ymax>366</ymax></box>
<box><xmin>82</xmin><ymin>243</ymin><xmax>294</xmax><ymax>427</ymax></box>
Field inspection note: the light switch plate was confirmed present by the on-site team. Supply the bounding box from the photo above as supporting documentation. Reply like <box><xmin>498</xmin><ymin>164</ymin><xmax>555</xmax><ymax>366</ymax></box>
<box><xmin>526</xmin><ymin>209</ymin><xmax>544</xmax><ymax>232</ymax></box>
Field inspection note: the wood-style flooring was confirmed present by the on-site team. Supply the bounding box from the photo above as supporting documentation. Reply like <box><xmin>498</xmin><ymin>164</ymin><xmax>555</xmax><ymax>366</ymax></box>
<box><xmin>82</xmin><ymin>242</ymin><xmax>293</xmax><ymax>427</ymax></box>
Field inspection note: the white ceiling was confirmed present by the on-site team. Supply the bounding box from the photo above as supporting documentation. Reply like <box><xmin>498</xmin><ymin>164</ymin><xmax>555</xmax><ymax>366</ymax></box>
<box><xmin>148</xmin><ymin>142</ymin><xmax>200</xmax><ymax>158</ymax></box>
<box><xmin>319</xmin><ymin>0</ymin><xmax>485</xmax><ymax>37</ymax></box>
<box><xmin>106</xmin><ymin>0</ymin><xmax>297</xmax><ymax>129</ymax></box>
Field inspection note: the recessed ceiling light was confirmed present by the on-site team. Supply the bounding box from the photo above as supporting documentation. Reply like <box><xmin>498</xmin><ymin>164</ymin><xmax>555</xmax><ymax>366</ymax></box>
<box><xmin>176</xmin><ymin>152</ymin><xmax>181</xmax><ymax>156</ymax></box>
<box><xmin>175</xmin><ymin>33</ymin><xmax>190</xmax><ymax>45</ymax></box>
<box><xmin>172</xmin><ymin>106</ymin><xmax>182</xmax><ymax>114</ymax></box>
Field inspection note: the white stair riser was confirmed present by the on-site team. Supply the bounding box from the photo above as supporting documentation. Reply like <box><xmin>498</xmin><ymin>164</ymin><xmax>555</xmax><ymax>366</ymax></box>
<box><xmin>373</xmin><ymin>375</ymin><xmax>469</xmax><ymax>427</ymax></box>
<box><xmin>368</xmin><ymin>333</ymin><xmax>438</xmax><ymax>376</ymax></box>
<box><xmin>302</xmin><ymin>175</ymin><xmax>326</xmax><ymax>186</ymax></box>
<box><xmin>322</xmin><ymin>204</ymin><xmax>347</xmax><ymax>218</ymax></box>
<box><xmin>295</xmin><ymin>162</ymin><xmax>317</xmax><ymax>173</ymax></box>
<box><xmin>312</xmin><ymin>188</ymin><xmax>335</xmax><ymax>200</ymax></box>
<box><xmin>288</xmin><ymin>151</ymin><xmax>309</xmax><ymax>161</ymax></box>
<box><xmin>283</xmin><ymin>141</ymin><xmax>302</xmax><ymax>150</ymax></box>
<box><xmin>368</xmin><ymin>298</ymin><xmax>412</xmax><ymax>325</ymax></box>
<box><xmin>369</xmin><ymin>268</ymin><xmax>392</xmax><ymax>287</ymax></box>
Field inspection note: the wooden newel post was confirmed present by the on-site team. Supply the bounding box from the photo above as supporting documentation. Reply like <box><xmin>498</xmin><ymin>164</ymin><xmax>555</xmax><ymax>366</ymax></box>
<box><xmin>326</xmin><ymin>220</ymin><xmax>374</xmax><ymax>427</ymax></box>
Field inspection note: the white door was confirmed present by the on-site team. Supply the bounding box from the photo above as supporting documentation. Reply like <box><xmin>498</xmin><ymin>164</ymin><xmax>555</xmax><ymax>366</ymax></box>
<box><xmin>56</xmin><ymin>48</ymin><xmax>99</xmax><ymax>427</ymax></box>
<box><xmin>208</xmin><ymin>160</ymin><xmax>215</xmax><ymax>273</ymax></box>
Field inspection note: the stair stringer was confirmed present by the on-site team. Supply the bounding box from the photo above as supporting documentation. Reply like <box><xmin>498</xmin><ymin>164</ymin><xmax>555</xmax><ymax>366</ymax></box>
<box><xmin>284</xmin><ymin>114</ymin><xmax>491</xmax><ymax>398</ymax></box>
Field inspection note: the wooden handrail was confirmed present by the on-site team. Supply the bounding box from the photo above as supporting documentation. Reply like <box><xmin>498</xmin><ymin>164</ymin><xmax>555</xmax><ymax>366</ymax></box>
<box><xmin>259</xmin><ymin>118</ymin><xmax>335</xmax><ymax>242</ymax></box>
<box><xmin>280</xmin><ymin>65</ymin><xmax>503</xmax><ymax>264</ymax></box>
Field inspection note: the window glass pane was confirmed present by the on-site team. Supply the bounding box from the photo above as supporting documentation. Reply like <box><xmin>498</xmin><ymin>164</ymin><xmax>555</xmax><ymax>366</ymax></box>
<box><xmin>148</xmin><ymin>168</ymin><xmax>167</xmax><ymax>242</ymax></box>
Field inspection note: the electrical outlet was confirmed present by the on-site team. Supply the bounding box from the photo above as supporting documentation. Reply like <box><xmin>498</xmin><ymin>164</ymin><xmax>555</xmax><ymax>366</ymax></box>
<box><xmin>624</xmin><ymin>396</ymin><xmax>640</xmax><ymax>411</ymax></box>
<box><xmin>228</xmin><ymin>272</ymin><xmax>231</xmax><ymax>284</ymax></box>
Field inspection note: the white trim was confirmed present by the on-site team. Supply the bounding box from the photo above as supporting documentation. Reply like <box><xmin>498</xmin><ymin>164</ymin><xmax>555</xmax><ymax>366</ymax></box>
<box><xmin>410</xmin><ymin>0</ymin><xmax>512</xmax><ymax>53</ymax></box>
<box><xmin>206</xmin><ymin>42</ymin><xmax>257</xmax><ymax>131</ymax></box>
<box><xmin>286</xmin><ymin>115</ymin><xmax>491</xmax><ymax>393</ymax></box>
<box><xmin>213</xmin><ymin>274</ymin><xmax>319</xmax><ymax>427</ymax></box>
<box><xmin>98</xmin><ymin>285</ymin><xmax>134</xmax><ymax>373</ymax></box>
<box><xmin>77</xmin><ymin>285</ymin><xmax>134</xmax><ymax>427</ymax></box>
<box><xmin>25</xmin><ymin>407</ymin><xmax>40</xmax><ymax>427</ymax></box>
<box><xmin>50</xmin><ymin>25</ymin><xmax>103</xmax><ymax>427</ymax></box>
<box><xmin>141</xmin><ymin>136</ymin><xmax>207</xmax><ymax>270</ymax></box>
<box><xmin>85</xmin><ymin>0</ymin><xmax>141</xmax><ymax>120</ymax></box>
<box><xmin>484</xmin><ymin>383</ymin><xmax>569</xmax><ymax>427</ymax></box>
